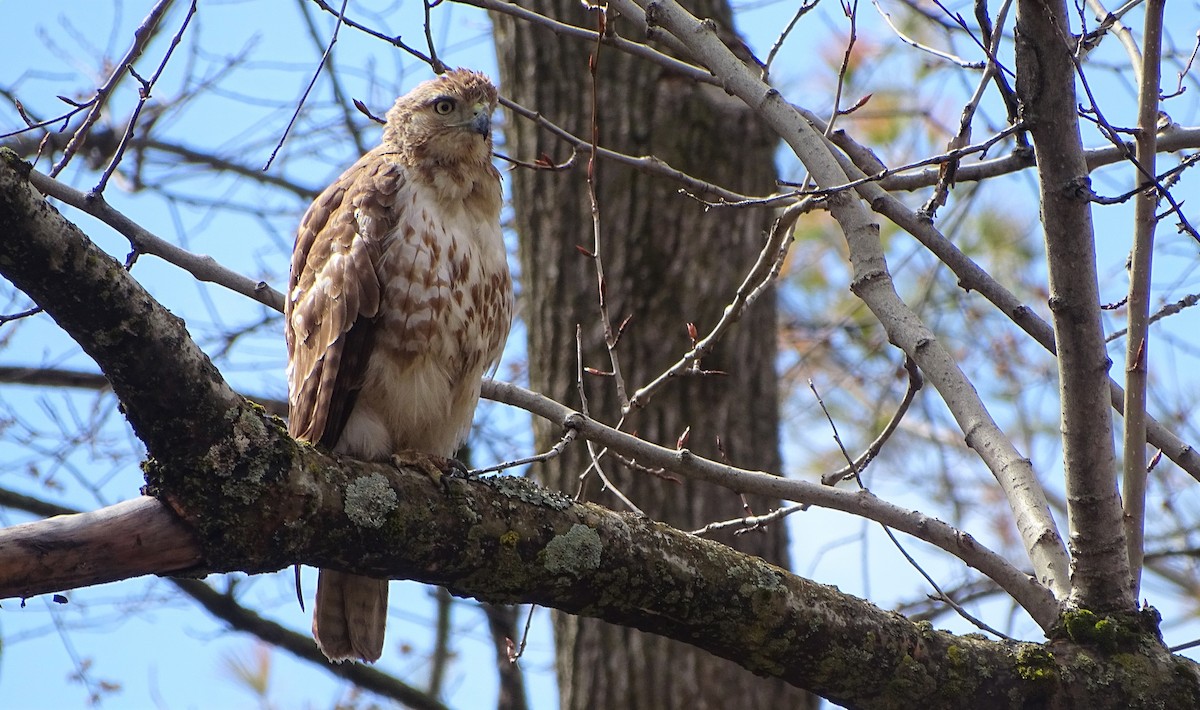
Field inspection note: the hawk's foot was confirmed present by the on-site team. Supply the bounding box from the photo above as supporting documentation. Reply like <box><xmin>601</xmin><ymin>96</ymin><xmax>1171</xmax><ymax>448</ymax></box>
<box><xmin>390</xmin><ymin>450</ymin><xmax>470</xmax><ymax>491</ymax></box>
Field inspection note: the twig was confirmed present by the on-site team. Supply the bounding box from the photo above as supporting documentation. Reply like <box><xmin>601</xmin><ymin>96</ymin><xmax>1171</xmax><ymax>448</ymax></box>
<box><xmin>1106</xmin><ymin>292</ymin><xmax>1200</xmax><ymax>342</ymax></box>
<box><xmin>822</xmin><ymin>356</ymin><xmax>923</xmax><ymax>485</ymax></box>
<box><xmin>424</xmin><ymin>0</ymin><xmax>447</xmax><ymax>73</ymax></box>
<box><xmin>0</xmin><ymin>305</ymin><xmax>44</xmax><ymax>326</ymax></box>
<box><xmin>49</xmin><ymin>0</ymin><xmax>175</xmax><ymax>178</ymax></box>
<box><xmin>495</xmin><ymin>149</ymin><xmax>579</xmax><ymax>172</ymax></box>
<box><xmin>499</xmin><ymin>96</ymin><xmax>767</xmax><ymax>203</ymax></box>
<box><xmin>690</xmin><ymin>504</ymin><xmax>804</xmax><ymax>537</ymax></box>
<box><xmin>1055</xmin><ymin>14</ymin><xmax>1200</xmax><ymax>243</ymax></box>
<box><xmin>828</xmin><ymin>0</ymin><xmax>861</xmax><ymax>139</ymax></box>
<box><xmin>92</xmin><ymin>0</ymin><xmax>198</xmax><ymax>196</ymax></box>
<box><xmin>27</xmin><ymin>169</ymin><xmax>284</xmax><ymax>312</ymax></box>
<box><xmin>296</xmin><ymin>0</ymin><xmax>367</xmax><ymax>156</ymax></box>
<box><xmin>922</xmin><ymin>0</ymin><xmax>1014</xmax><ymax>217</ymax></box>
<box><xmin>573</xmin><ymin>325</ymin><xmax>640</xmax><ymax>514</ymax></box>
<box><xmin>872</xmin><ymin>0</ymin><xmax>986</xmax><ymax>68</ymax></box>
<box><xmin>308</xmin><ymin>0</ymin><xmax>435</xmax><ymax>66</ymax></box>
<box><xmin>263</xmin><ymin>0</ymin><xmax>349</xmax><ymax>171</ymax></box>
<box><xmin>582</xmin><ymin>1</ymin><xmax>630</xmax><ymax>411</ymax></box>
<box><xmin>778</xmin><ymin>123</ymin><xmax>1026</xmax><ymax>200</ymax></box>
<box><xmin>469</xmin><ymin>423</ymin><xmax>579</xmax><ymax>476</ymax></box>
<box><xmin>762</xmin><ymin>0</ymin><xmax>819</xmax><ymax>81</ymax></box>
<box><xmin>507</xmin><ymin>603</ymin><xmax>537</xmax><ymax>663</ymax></box>
<box><xmin>455</xmin><ymin>0</ymin><xmax>717</xmax><ymax>86</ymax></box>
<box><xmin>627</xmin><ymin>200</ymin><xmax>804</xmax><ymax>411</ymax></box>
<box><xmin>428</xmin><ymin>587</ymin><xmax>453</xmax><ymax>698</ymax></box>
<box><xmin>1165</xmin><ymin>29</ymin><xmax>1199</xmax><ymax>99</ymax></box>
<box><xmin>1083</xmin><ymin>0</ymin><xmax>1143</xmax><ymax>77</ymax></box>
<box><xmin>883</xmin><ymin>524</ymin><xmax>1016</xmax><ymax>640</ymax></box>
<box><xmin>812</xmin><ymin>376</ymin><xmax>1013</xmax><ymax>639</ymax></box>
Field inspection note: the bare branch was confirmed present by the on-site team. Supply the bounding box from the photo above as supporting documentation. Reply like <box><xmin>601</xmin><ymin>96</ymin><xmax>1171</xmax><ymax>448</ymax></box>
<box><xmin>805</xmin><ymin>109</ymin><xmax>1200</xmax><ymax>485</ymax></box>
<box><xmin>263</xmin><ymin>0</ymin><xmax>349</xmax><ymax>171</ymax></box>
<box><xmin>1122</xmin><ymin>0</ymin><xmax>1166</xmax><ymax>599</ymax></box>
<box><xmin>49</xmin><ymin>0</ymin><xmax>175</xmax><ymax>177</ymax></box>
<box><xmin>26</xmin><ymin>167</ymin><xmax>284</xmax><ymax>312</ymax></box>
<box><xmin>484</xmin><ymin>380</ymin><xmax>1061</xmax><ymax>629</ymax></box>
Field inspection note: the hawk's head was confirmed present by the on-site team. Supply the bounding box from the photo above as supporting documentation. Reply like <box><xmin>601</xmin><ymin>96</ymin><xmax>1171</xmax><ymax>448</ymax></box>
<box><xmin>384</xmin><ymin>69</ymin><xmax>498</xmax><ymax>168</ymax></box>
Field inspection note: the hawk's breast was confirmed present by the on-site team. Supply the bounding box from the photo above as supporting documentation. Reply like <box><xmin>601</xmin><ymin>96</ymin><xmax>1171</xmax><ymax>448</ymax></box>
<box><xmin>333</xmin><ymin>173</ymin><xmax>511</xmax><ymax>460</ymax></box>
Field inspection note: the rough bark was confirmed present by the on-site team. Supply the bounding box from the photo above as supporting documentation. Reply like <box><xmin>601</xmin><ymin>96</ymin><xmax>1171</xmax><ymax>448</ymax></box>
<box><xmin>490</xmin><ymin>2</ymin><xmax>814</xmax><ymax>707</ymax></box>
<box><xmin>4</xmin><ymin>455</ymin><xmax>1198</xmax><ymax>709</ymax></box>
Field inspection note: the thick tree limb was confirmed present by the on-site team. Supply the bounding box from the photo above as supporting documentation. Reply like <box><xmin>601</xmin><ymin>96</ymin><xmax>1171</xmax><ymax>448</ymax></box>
<box><xmin>0</xmin><ymin>149</ymin><xmax>243</xmax><ymax>464</ymax></box>
<box><xmin>0</xmin><ymin>497</ymin><xmax>202</xmax><ymax>595</ymax></box>
<box><xmin>0</xmin><ymin>487</ymin><xmax>447</xmax><ymax>710</ymax></box>
<box><xmin>1</xmin><ymin>445</ymin><xmax>1196</xmax><ymax>707</ymax></box>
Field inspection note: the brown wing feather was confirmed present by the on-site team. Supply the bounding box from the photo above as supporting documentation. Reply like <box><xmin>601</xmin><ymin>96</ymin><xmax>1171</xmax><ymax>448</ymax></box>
<box><xmin>286</xmin><ymin>147</ymin><xmax>405</xmax><ymax>448</ymax></box>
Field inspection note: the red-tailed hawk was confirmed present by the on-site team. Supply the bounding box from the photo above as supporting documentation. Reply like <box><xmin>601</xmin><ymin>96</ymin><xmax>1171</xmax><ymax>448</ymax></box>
<box><xmin>285</xmin><ymin>69</ymin><xmax>512</xmax><ymax>663</ymax></box>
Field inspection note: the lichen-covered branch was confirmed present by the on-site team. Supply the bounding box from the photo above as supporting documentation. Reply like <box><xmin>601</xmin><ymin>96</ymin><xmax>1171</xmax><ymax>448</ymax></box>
<box><xmin>1</xmin><ymin>432</ymin><xmax>1196</xmax><ymax>707</ymax></box>
<box><xmin>0</xmin><ymin>149</ymin><xmax>243</xmax><ymax>463</ymax></box>
<box><xmin>0</xmin><ymin>151</ymin><xmax>1058</xmax><ymax>628</ymax></box>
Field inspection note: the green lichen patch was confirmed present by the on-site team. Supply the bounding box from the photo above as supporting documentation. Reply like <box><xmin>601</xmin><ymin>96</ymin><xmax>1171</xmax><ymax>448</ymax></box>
<box><xmin>481</xmin><ymin>474</ymin><xmax>573</xmax><ymax>510</ymax></box>
<box><xmin>1059</xmin><ymin>608</ymin><xmax>1153</xmax><ymax>653</ymax></box>
<box><xmin>1014</xmin><ymin>644</ymin><xmax>1058</xmax><ymax>686</ymax></box>
<box><xmin>344</xmin><ymin>473</ymin><xmax>399</xmax><ymax>528</ymax></box>
<box><xmin>542</xmin><ymin>524</ymin><xmax>602</xmax><ymax>578</ymax></box>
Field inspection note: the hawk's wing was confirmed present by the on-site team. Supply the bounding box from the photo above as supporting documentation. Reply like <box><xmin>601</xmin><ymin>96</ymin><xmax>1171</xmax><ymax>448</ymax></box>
<box><xmin>285</xmin><ymin>148</ymin><xmax>405</xmax><ymax>448</ymax></box>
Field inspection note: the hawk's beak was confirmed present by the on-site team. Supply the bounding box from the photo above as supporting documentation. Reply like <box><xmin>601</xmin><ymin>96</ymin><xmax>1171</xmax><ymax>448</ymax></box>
<box><xmin>470</xmin><ymin>104</ymin><xmax>492</xmax><ymax>137</ymax></box>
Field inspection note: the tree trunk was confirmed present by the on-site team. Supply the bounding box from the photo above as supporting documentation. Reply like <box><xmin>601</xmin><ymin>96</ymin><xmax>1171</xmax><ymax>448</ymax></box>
<box><xmin>493</xmin><ymin>4</ymin><xmax>816</xmax><ymax>707</ymax></box>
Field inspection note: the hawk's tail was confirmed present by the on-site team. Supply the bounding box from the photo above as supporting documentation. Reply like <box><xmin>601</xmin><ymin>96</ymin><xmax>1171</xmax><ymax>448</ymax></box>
<box><xmin>312</xmin><ymin>569</ymin><xmax>389</xmax><ymax>663</ymax></box>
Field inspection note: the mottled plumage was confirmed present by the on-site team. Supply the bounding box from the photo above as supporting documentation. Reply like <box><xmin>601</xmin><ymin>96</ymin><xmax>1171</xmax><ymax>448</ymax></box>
<box><xmin>286</xmin><ymin>69</ymin><xmax>512</xmax><ymax>663</ymax></box>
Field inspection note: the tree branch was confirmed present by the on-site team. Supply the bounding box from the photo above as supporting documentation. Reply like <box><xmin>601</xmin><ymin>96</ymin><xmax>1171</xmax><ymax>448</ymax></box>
<box><xmin>0</xmin><ymin>442</ymin><xmax>1193</xmax><ymax>706</ymax></box>
<box><xmin>806</xmin><ymin>112</ymin><xmax>1200</xmax><ymax>486</ymax></box>
<box><xmin>0</xmin><ymin>150</ymin><xmax>244</xmax><ymax>463</ymax></box>
<box><xmin>1014</xmin><ymin>0</ymin><xmax>1132</xmax><ymax>611</ymax></box>
<box><xmin>0</xmin><ymin>487</ymin><xmax>445</xmax><ymax>710</ymax></box>
<box><xmin>1121</xmin><ymin>0</ymin><xmax>1165</xmax><ymax>599</ymax></box>
<box><xmin>26</xmin><ymin>163</ymin><xmax>285</xmax><ymax>312</ymax></box>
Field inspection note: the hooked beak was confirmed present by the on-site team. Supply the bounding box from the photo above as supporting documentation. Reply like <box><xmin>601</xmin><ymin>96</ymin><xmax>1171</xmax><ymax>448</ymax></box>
<box><xmin>470</xmin><ymin>103</ymin><xmax>492</xmax><ymax>137</ymax></box>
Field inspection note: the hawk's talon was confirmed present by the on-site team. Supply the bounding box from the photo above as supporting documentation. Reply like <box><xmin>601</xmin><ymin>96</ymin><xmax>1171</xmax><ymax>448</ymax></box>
<box><xmin>443</xmin><ymin>456</ymin><xmax>472</xmax><ymax>479</ymax></box>
<box><xmin>389</xmin><ymin>451</ymin><xmax>472</xmax><ymax>491</ymax></box>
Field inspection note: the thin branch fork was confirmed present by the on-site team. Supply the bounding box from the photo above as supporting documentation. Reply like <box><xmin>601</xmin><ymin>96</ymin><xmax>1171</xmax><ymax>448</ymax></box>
<box><xmin>626</xmin><ymin>199</ymin><xmax>803</xmax><ymax>412</ymax></box>
<box><xmin>484</xmin><ymin>381</ymin><xmax>1060</xmax><ymax>629</ymax></box>
<box><xmin>801</xmin><ymin>107</ymin><xmax>1200</xmax><ymax>486</ymax></box>
<box><xmin>26</xmin><ymin>167</ymin><xmax>284</xmax><ymax>312</ymax></box>
<box><xmin>49</xmin><ymin>0</ymin><xmax>176</xmax><ymax>178</ymax></box>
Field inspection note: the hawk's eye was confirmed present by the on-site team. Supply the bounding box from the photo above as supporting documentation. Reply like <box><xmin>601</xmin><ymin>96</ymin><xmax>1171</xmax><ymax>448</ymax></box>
<box><xmin>433</xmin><ymin>98</ymin><xmax>456</xmax><ymax>115</ymax></box>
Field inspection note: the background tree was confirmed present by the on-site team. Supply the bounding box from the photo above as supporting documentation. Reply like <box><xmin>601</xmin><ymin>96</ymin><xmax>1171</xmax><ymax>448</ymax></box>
<box><xmin>3</xmin><ymin>0</ymin><xmax>1200</xmax><ymax>708</ymax></box>
<box><xmin>493</xmin><ymin>0</ymin><xmax>812</xmax><ymax>706</ymax></box>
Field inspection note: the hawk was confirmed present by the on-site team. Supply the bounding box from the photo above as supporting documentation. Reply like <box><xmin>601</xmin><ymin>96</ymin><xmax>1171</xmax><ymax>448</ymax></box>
<box><xmin>285</xmin><ymin>69</ymin><xmax>512</xmax><ymax>663</ymax></box>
